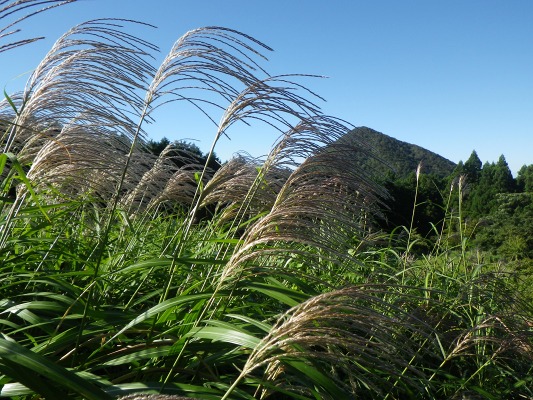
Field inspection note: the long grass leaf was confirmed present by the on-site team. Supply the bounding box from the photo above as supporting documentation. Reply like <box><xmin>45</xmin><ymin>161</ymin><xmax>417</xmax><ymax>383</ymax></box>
<box><xmin>101</xmin><ymin>345</ymin><xmax>172</xmax><ymax>367</ymax></box>
<box><xmin>3</xmin><ymin>152</ymin><xmax>50</xmax><ymax>220</ymax></box>
<box><xmin>107</xmin><ymin>292</ymin><xmax>217</xmax><ymax>343</ymax></box>
<box><xmin>186</xmin><ymin>325</ymin><xmax>261</xmax><ymax>349</ymax></box>
<box><xmin>0</xmin><ymin>338</ymin><xmax>113</xmax><ymax>399</ymax></box>
<box><xmin>243</xmin><ymin>279</ymin><xmax>308</xmax><ymax>307</ymax></box>
<box><xmin>2</xmin><ymin>89</ymin><xmax>18</xmax><ymax>115</ymax></box>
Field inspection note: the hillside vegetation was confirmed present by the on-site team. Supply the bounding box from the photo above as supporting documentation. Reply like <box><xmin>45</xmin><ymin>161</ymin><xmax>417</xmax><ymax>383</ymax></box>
<box><xmin>0</xmin><ymin>2</ymin><xmax>532</xmax><ymax>399</ymax></box>
<box><xmin>342</xmin><ymin>126</ymin><xmax>456</xmax><ymax>179</ymax></box>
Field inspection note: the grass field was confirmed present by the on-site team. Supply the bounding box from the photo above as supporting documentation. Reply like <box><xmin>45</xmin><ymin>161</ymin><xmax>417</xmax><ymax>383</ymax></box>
<box><xmin>0</xmin><ymin>3</ymin><xmax>532</xmax><ymax>399</ymax></box>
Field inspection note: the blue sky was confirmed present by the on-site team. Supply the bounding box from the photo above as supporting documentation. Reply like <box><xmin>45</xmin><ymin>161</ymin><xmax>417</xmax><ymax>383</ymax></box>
<box><xmin>2</xmin><ymin>0</ymin><xmax>532</xmax><ymax>175</ymax></box>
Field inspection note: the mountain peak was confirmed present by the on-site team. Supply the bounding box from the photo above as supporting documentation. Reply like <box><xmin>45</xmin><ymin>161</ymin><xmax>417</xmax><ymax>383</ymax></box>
<box><xmin>344</xmin><ymin>127</ymin><xmax>456</xmax><ymax>179</ymax></box>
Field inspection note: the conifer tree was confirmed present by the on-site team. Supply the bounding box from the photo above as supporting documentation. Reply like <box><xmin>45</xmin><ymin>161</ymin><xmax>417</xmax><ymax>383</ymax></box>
<box><xmin>467</xmin><ymin>162</ymin><xmax>494</xmax><ymax>217</ymax></box>
<box><xmin>493</xmin><ymin>155</ymin><xmax>515</xmax><ymax>193</ymax></box>
<box><xmin>517</xmin><ymin>164</ymin><xmax>533</xmax><ymax>192</ymax></box>
<box><xmin>450</xmin><ymin>160</ymin><xmax>464</xmax><ymax>180</ymax></box>
<box><xmin>463</xmin><ymin>150</ymin><xmax>482</xmax><ymax>184</ymax></box>
<box><xmin>466</xmin><ymin>157</ymin><xmax>516</xmax><ymax>217</ymax></box>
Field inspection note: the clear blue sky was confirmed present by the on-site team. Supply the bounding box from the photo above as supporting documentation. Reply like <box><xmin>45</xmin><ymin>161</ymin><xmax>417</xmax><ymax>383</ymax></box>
<box><xmin>2</xmin><ymin>0</ymin><xmax>532</xmax><ymax>175</ymax></box>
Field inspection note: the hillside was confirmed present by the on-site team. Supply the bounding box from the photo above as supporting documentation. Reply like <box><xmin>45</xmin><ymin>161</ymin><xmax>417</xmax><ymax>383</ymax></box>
<box><xmin>343</xmin><ymin>127</ymin><xmax>456</xmax><ymax>179</ymax></box>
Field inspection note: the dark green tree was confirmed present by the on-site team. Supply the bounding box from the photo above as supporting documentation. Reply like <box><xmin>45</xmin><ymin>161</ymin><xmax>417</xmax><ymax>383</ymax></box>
<box><xmin>451</xmin><ymin>160</ymin><xmax>464</xmax><ymax>177</ymax></box>
<box><xmin>463</xmin><ymin>150</ymin><xmax>482</xmax><ymax>184</ymax></box>
<box><xmin>145</xmin><ymin>137</ymin><xmax>170</xmax><ymax>155</ymax></box>
<box><xmin>517</xmin><ymin>164</ymin><xmax>533</xmax><ymax>192</ymax></box>
<box><xmin>380</xmin><ymin>172</ymin><xmax>447</xmax><ymax>244</ymax></box>
<box><xmin>466</xmin><ymin>156</ymin><xmax>516</xmax><ymax>218</ymax></box>
<box><xmin>493</xmin><ymin>155</ymin><xmax>515</xmax><ymax>193</ymax></box>
<box><xmin>466</xmin><ymin>162</ymin><xmax>493</xmax><ymax>217</ymax></box>
<box><xmin>473</xmin><ymin>192</ymin><xmax>533</xmax><ymax>261</ymax></box>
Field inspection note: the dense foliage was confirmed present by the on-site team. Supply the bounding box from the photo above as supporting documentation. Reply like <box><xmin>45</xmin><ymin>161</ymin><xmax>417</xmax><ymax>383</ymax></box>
<box><xmin>0</xmin><ymin>2</ymin><xmax>531</xmax><ymax>399</ymax></box>
<box><xmin>343</xmin><ymin>127</ymin><xmax>456</xmax><ymax>179</ymax></box>
<box><xmin>380</xmin><ymin>150</ymin><xmax>532</xmax><ymax>262</ymax></box>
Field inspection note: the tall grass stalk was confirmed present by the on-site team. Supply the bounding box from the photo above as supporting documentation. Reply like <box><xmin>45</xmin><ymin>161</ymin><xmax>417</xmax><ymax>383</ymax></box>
<box><xmin>401</xmin><ymin>161</ymin><xmax>422</xmax><ymax>285</ymax></box>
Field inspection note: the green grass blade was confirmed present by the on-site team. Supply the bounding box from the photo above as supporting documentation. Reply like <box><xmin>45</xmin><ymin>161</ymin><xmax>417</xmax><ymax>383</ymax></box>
<box><xmin>243</xmin><ymin>278</ymin><xmax>309</xmax><ymax>306</ymax></box>
<box><xmin>108</xmin><ymin>292</ymin><xmax>216</xmax><ymax>343</ymax></box>
<box><xmin>0</xmin><ymin>338</ymin><xmax>113</xmax><ymax>399</ymax></box>
<box><xmin>186</xmin><ymin>325</ymin><xmax>261</xmax><ymax>349</ymax></box>
<box><xmin>0</xmin><ymin>381</ymin><xmax>33</xmax><ymax>397</ymax></box>
<box><xmin>225</xmin><ymin>313</ymin><xmax>272</xmax><ymax>333</ymax></box>
<box><xmin>0</xmin><ymin>360</ymin><xmax>64</xmax><ymax>398</ymax></box>
<box><xmin>101</xmin><ymin>345</ymin><xmax>172</xmax><ymax>367</ymax></box>
<box><xmin>2</xmin><ymin>90</ymin><xmax>19</xmax><ymax>115</ymax></box>
<box><xmin>3</xmin><ymin>152</ymin><xmax>50</xmax><ymax>221</ymax></box>
<box><xmin>285</xmin><ymin>359</ymin><xmax>349</xmax><ymax>398</ymax></box>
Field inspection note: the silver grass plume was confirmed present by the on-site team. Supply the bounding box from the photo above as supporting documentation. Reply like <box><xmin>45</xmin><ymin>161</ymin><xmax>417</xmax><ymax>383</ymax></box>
<box><xmin>190</xmin><ymin>74</ymin><xmax>326</xmax><ymax>244</ymax></box>
<box><xmin>122</xmin><ymin>141</ymin><xmax>218</xmax><ymax>213</ymax></box>
<box><xmin>215</xmin><ymin>74</ymin><xmax>324</xmax><ymax>137</ymax></box>
<box><xmin>12</xmin><ymin>26</ymin><xmax>274</xmax><ymax>216</ymax></box>
<box><xmin>434</xmin><ymin>275</ymin><xmax>533</xmax><ymax>383</ymax></box>
<box><xmin>22</xmin><ymin>125</ymin><xmax>152</xmax><ymax>203</ymax></box>
<box><xmin>144</xmin><ymin>26</ymin><xmax>274</xmax><ymax>121</ymax></box>
<box><xmin>143</xmin><ymin>29</ymin><xmax>323</xmax><ymax>231</ymax></box>
<box><xmin>0</xmin><ymin>0</ymin><xmax>76</xmax><ymax>53</ymax></box>
<box><xmin>149</xmin><ymin>141</ymin><xmax>216</xmax><ymax>209</ymax></box>
<box><xmin>120</xmin><ymin>143</ymin><xmax>182</xmax><ymax>213</ymax></box>
<box><xmin>3</xmin><ymin>19</ymin><xmax>157</xmax><ymax>154</ymax></box>
<box><xmin>134</xmin><ymin>28</ymin><xmax>278</xmax><ymax>237</ymax></box>
<box><xmin>149</xmin><ymin>166</ymin><xmax>208</xmax><ymax>211</ymax></box>
<box><xmin>219</xmin><ymin>116</ymin><xmax>387</xmax><ymax>286</ymax></box>
<box><xmin>200</xmin><ymin>154</ymin><xmax>290</xmax><ymax>224</ymax></box>
<box><xmin>225</xmin><ymin>285</ymin><xmax>440</xmax><ymax>399</ymax></box>
<box><xmin>200</xmin><ymin>74</ymin><xmax>323</xmax><ymax>199</ymax></box>
<box><xmin>99</xmin><ymin>26</ymin><xmax>282</xmax><ymax>221</ymax></box>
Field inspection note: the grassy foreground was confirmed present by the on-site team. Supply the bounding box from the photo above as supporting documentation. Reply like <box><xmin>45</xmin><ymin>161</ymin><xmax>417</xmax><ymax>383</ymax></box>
<box><xmin>0</xmin><ymin>3</ymin><xmax>532</xmax><ymax>399</ymax></box>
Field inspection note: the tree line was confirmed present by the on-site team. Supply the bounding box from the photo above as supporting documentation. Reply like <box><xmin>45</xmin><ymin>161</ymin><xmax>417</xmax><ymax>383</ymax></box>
<box><xmin>380</xmin><ymin>150</ymin><xmax>533</xmax><ymax>261</ymax></box>
<box><xmin>146</xmin><ymin>137</ymin><xmax>532</xmax><ymax>263</ymax></box>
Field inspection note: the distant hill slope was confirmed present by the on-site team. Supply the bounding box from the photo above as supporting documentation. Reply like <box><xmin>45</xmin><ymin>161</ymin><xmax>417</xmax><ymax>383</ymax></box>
<box><xmin>343</xmin><ymin>127</ymin><xmax>456</xmax><ymax>179</ymax></box>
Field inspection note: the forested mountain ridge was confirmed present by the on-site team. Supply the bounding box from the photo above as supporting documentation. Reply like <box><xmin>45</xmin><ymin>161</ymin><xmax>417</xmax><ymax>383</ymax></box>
<box><xmin>344</xmin><ymin>126</ymin><xmax>456</xmax><ymax>178</ymax></box>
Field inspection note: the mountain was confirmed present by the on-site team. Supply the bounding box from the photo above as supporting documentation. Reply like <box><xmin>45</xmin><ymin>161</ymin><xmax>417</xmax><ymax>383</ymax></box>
<box><xmin>342</xmin><ymin>127</ymin><xmax>456</xmax><ymax>179</ymax></box>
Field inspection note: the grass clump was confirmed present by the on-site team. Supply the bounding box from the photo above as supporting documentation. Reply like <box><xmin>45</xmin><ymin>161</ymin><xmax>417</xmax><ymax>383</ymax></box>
<box><xmin>0</xmin><ymin>2</ymin><xmax>532</xmax><ymax>399</ymax></box>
